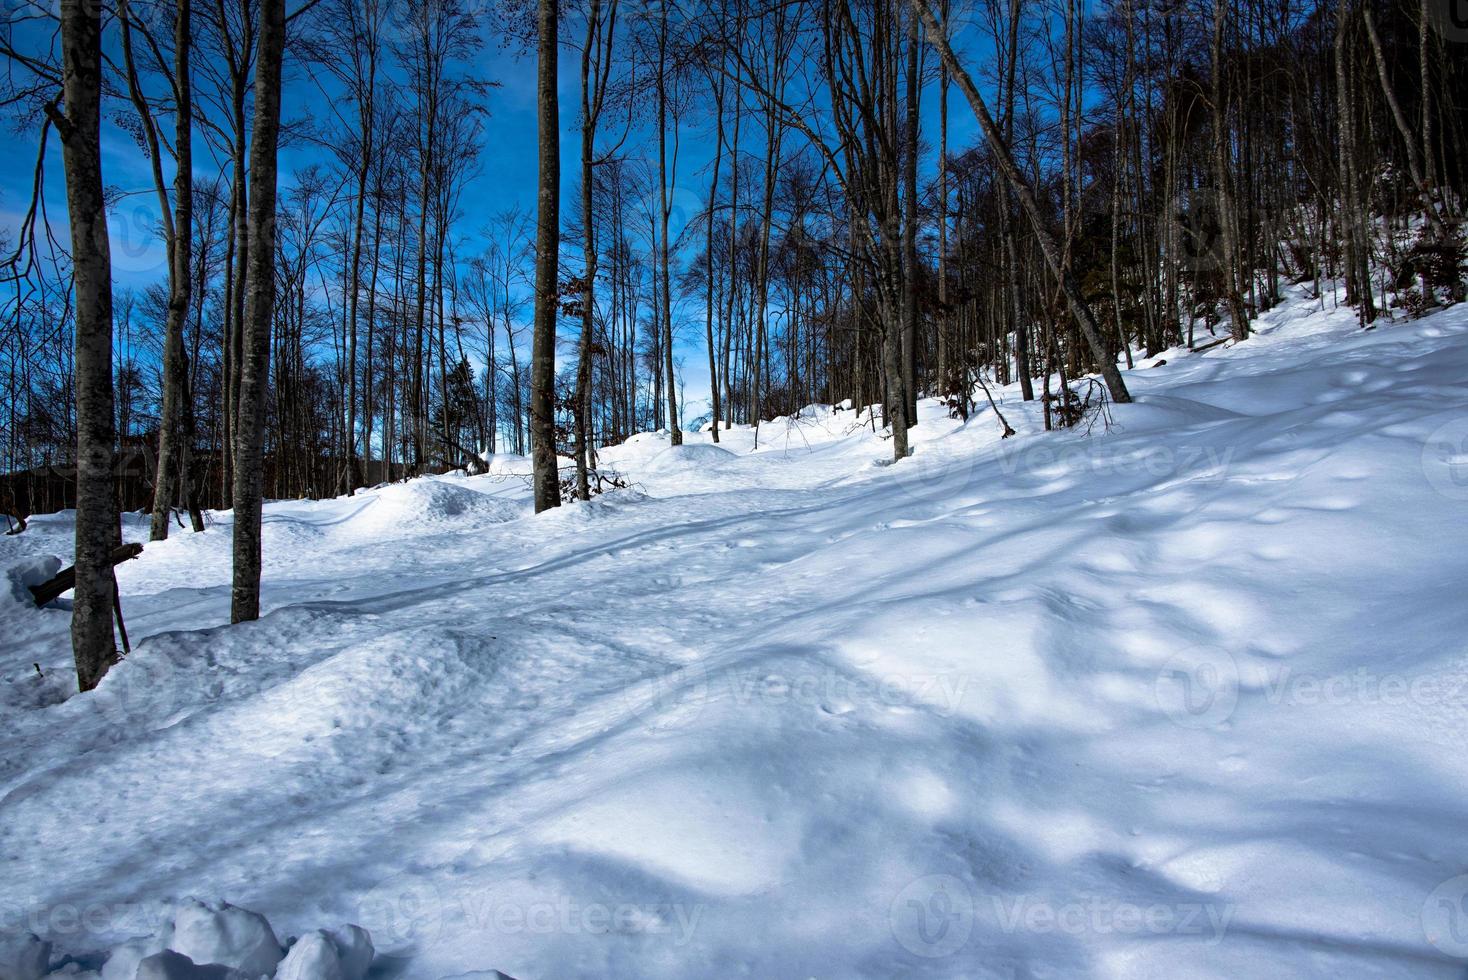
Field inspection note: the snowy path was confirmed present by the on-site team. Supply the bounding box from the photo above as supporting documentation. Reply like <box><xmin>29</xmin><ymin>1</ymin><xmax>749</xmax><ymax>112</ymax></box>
<box><xmin>4</xmin><ymin>289</ymin><xmax>1468</xmax><ymax>978</ymax></box>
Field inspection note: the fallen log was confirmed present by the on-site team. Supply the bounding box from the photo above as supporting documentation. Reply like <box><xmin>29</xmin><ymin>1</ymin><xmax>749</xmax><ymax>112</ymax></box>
<box><xmin>29</xmin><ymin>542</ymin><xmax>144</xmax><ymax>608</ymax></box>
<box><xmin>1190</xmin><ymin>336</ymin><xmax>1230</xmax><ymax>354</ymax></box>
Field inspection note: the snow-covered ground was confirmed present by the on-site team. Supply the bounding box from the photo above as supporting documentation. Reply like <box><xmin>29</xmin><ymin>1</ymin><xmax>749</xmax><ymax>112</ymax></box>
<box><xmin>4</xmin><ymin>286</ymin><xmax>1468</xmax><ymax>978</ymax></box>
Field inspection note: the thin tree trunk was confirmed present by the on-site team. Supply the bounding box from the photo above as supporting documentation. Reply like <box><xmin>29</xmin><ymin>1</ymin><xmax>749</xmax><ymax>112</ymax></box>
<box><xmin>703</xmin><ymin>47</ymin><xmax>726</xmax><ymax>443</ymax></box>
<box><xmin>912</xmin><ymin>0</ymin><xmax>1131</xmax><ymax>403</ymax></box>
<box><xmin>230</xmin><ymin>0</ymin><xmax>285</xmax><ymax>623</ymax></box>
<box><xmin>1361</xmin><ymin>0</ymin><xmax>1447</xmax><ymax>239</ymax></box>
<box><xmin>1210</xmin><ymin>0</ymin><xmax>1250</xmax><ymax>341</ymax></box>
<box><xmin>530</xmin><ymin>0</ymin><xmax>562</xmax><ymax>511</ymax></box>
<box><xmin>658</xmin><ymin>0</ymin><xmax>681</xmax><ymax>446</ymax></box>
<box><xmin>901</xmin><ymin>7</ymin><xmax>920</xmax><ymax>423</ymax></box>
<box><xmin>142</xmin><ymin>0</ymin><xmax>196</xmax><ymax>540</ymax></box>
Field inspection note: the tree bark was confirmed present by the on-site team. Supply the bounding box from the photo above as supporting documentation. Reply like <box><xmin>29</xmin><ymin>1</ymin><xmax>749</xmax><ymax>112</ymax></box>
<box><xmin>703</xmin><ymin>46</ymin><xmax>726</xmax><ymax>443</ymax></box>
<box><xmin>1210</xmin><ymin>0</ymin><xmax>1250</xmax><ymax>342</ymax></box>
<box><xmin>145</xmin><ymin>0</ymin><xmax>196</xmax><ymax>540</ymax></box>
<box><xmin>901</xmin><ymin>7</ymin><xmax>920</xmax><ymax>424</ymax></box>
<box><xmin>55</xmin><ymin>0</ymin><xmax>118</xmax><ymax>691</ymax></box>
<box><xmin>530</xmin><ymin>0</ymin><xmax>563</xmax><ymax>511</ymax></box>
<box><xmin>230</xmin><ymin>0</ymin><xmax>285</xmax><ymax>623</ymax></box>
<box><xmin>657</xmin><ymin>0</ymin><xmax>681</xmax><ymax>447</ymax></box>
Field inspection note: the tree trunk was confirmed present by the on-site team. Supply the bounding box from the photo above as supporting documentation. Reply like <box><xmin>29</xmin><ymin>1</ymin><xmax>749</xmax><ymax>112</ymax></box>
<box><xmin>703</xmin><ymin>50</ymin><xmax>726</xmax><ymax>443</ymax></box>
<box><xmin>147</xmin><ymin>0</ymin><xmax>196</xmax><ymax>540</ymax></box>
<box><xmin>230</xmin><ymin>0</ymin><xmax>285</xmax><ymax>623</ymax></box>
<box><xmin>573</xmin><ymin>0</ymin><xmax>599</xmax><ymax>500</ymax></box>
<box><xmin>901</xmin><ymin>8</ymin><xmax>920</xmax><ymax>424</ymax></box>
<box><xmin>1361</xmin><ymin>0</ymin><xmax>1447</xmax><ymax>240</ymax></box>
<box><xmin>657</xmin><ymin>0</ymin><xmax>681</xmax><ymax>447</ymax></box>
<box><xmin>1210</xmin><ymin>0</ymin><xmax>1250</xmax><ymax>342</ymax></box>
<box><xmin>55</xmin><ymin>0</ymin><xmax>118</xmax><ymax>691</ymax></box>
<box><xmin>530</xmin><ymin>0</ymin><xmax>562</xmax><ymax>511</ymax></box>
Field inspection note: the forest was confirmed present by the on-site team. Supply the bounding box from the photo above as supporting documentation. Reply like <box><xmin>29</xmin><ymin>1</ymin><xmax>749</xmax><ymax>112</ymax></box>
<box><xmin>2</xmin><ymin>0</ymin><xmax>1468</xmax><ymax>975</ymax></box>
<box><xmin>5</xmin><ymin>0</ymin><xmax>1465</xmax><ymax>690</ymax></box>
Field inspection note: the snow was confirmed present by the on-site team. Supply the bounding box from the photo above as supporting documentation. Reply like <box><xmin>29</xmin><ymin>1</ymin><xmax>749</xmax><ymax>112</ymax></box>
<box><xmin>273</xmin><ymin>932</ymin><xmax>340</xmax><ymax>980</ymax></box>
<box><xmin>167</xmin><ymin>900</ymin><xmax>282</xmax><ymax>978</ymax></box>
<box><xmin>133</xmin><ymin>949</ymin><xmax>242</xmax><ymax>980</ymax></box>
<box><xmin>0</xmin><ymin>933</ymin><xmax>52</xmax><ymax>980</ymax></box>
<box><xmin>4</xmin><ymin>286</ymin><xmax>1468</xmax><ymax>977</ymax></box>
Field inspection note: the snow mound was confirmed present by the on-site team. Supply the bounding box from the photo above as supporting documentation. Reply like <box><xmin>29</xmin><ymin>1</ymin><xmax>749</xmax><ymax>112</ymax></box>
<box><xmin>273</xmin><ymin>932</ymin><xmax>338</xmax><ymax>980</ymax></box>
<box><xmin>479</xmin><ymin>453</ymin><xmax>533</xmax><ymax>477</ymax></box>
<box><xmin>168</xmin><ymin>900</ymin><xmax>282</xmax><ymax>978</ymax></box>
<box><xmin>77</xmin><ymin>902</ymin><xmax>375</xmax><ymax>980</ymax></box>
<box><xmin>638</xmin><ymin>444</ymin><xmax>738</xmax><ymax>475</ymax></box>
<box><xmin>321</xmin><ymin>927</ymin><xmax>371</xmax><ymax>980</ymax></box>
<box><xmin>347</xmin><ymin>479</ymin><xmax>520</xmax><ymax>537</ymax></box>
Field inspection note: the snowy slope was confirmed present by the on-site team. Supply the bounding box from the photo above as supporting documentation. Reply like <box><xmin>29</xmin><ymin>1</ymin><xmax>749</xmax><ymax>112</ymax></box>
<box><xmin>3</xmin><ymin>286</ymin><xmax>1468</xmax><ymax>978</ymax></box>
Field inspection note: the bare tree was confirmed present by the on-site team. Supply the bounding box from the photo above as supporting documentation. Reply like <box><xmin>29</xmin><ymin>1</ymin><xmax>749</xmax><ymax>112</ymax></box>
<box><xmin>530</xmin><ymin>0</ymin><xmax>562</xmax><ymax>511</ymax></box>
<box><xmin>230</xmin><ymin>0</ymin><xmax>286</xmax><ymax>623</ymax></box>
<box><xmin>52</xmin><ymin>0</ymin><xmax>118</xmax><ymax>689</ymax></box>
<box><xmin>911</xmin><ymin>0</ymin><xmax>1132</xmax><ymax>404</ymax></box>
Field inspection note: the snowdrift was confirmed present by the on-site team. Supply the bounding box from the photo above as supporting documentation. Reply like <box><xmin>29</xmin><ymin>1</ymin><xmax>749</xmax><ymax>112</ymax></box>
<box><xmin>4</xmin><ymin>286</ymin><xmax>1468</xmax><ymax>978</ymax></box>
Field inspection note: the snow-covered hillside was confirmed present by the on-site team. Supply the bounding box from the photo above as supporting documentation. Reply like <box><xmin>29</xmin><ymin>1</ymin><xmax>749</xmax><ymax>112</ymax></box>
<box><xmin>4</xmin><ymin>287</ymin><xmax>1468</xmax><ymax>978</ymax></box>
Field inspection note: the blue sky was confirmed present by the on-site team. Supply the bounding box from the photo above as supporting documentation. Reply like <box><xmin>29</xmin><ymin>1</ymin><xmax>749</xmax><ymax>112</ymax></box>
<box><xmin>1</xmin><ymin>4</ymin><xmax>1002</xmax><ymax>426</ymax></box>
